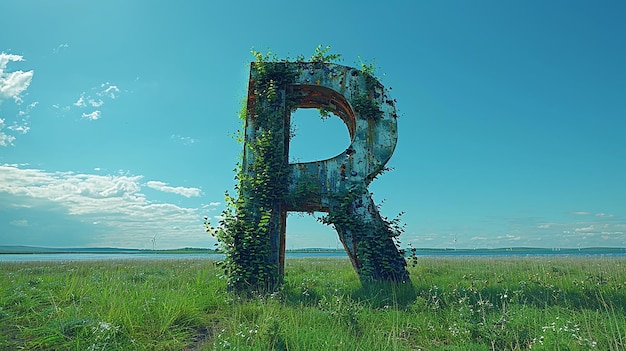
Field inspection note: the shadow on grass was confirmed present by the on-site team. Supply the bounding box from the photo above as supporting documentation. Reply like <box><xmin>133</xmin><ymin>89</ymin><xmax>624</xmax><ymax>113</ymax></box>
<box><xmin>351</xmin><ymin>279</ymin><xmax>417</xmax><ymax>308</ymax></box>
<box><xmin>278</xmin><ymin>277</ymin><xmax>416</xmax><ymax>309</ymax></box>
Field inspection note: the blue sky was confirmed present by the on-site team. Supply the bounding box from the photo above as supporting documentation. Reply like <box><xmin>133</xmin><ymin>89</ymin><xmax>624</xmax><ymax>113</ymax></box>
<box><xmin>1</xmin><ymin>0</ymin><xmax>625</xmax><ymax>250</ymax></box>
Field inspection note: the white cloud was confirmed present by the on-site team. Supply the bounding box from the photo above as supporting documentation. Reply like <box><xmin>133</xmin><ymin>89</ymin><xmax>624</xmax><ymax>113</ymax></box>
<box><xmin>571</xmin><ymin>211</ymin><xmax>591</xmax><ymax>216</ymax></box>
<box><xmin>52</xmin><ymin>43</ymin><xmax>69</xmax><ymax>54</ymax></box>
<box><xmin>407</xmin><ymin>232</ymin><xmax>440</xmax><ymax>244</ymax></box>
<box><xmin>18</xmin><ymin>101</ymin><xmax>38</xmax><ymax>116</ymax></box>
<box><xmin>73</xmin><ymin>95</ymin><xmax>86</xmax><ymax>107</ymax></box>
<box><xmin>8</xmin><ymin>124</ymin><xmax>30</xmax><ymax>134</ymax></box>
<box><xmin>496</xmin><ymin>234</ymin><xmax>521</xmax><ymax>241</ymax></box>
<box><xmin>0</xmin><ymin>118</ymin><xmax>16</xmax><ymax>146</ymax></box>
<box><xmin>574</xmin><ymin>225</ymin><xmax>596</xmax><ymax>233</ymax></box>
<box><xmin>0</xmin><ymin>52</ymin><xmax>34</xmax><ymax>105</ymax></box>
<box><xmin>73</xmin><ymin>95</ymin><xmax>103</xmax><ymax>108</ymax></box>
<box><xmin>595</xmin><ymin>213</ymin><xmax>615</xmax><ymax>218</ymax></box>
<box><xmin>7</xmin><ymin>101</ymin><xmax>38</xmax><ymax>135</ymax></box>
<box><xmin>0</xmin><ymin>165</ymin><xmax>142</xmax><ymax>218</ymax></box>
<box><xmin>10</xmin><ymin>219</ymin><xmax>28</xmax><ymax>227</ymax></box>
<box><xmin>61</xmin><ymin>82</ymin><xmax>123</xmax><ymax>119</ymax></box>
<box><xmin>201</xmin><ymin>202</ymin><xmax>221</xmax><ymax>211</ymax></box>
<box><xmin>98</xmin><ymin>82</ymin><xmax>120</xmax><ymax>99</ymax></box>
<box><xmin>146</xmin><ymin>180</ymin><xmax>202</xmax><ymax>198</ymax></box>
<box><xmin>0</xmin><ymin>52</ymin><xmax>35</xmax><ymax>145</ymax></box>
<box><xmin>0</xmin><ymin>164</ymin><xmax>214</xmax><ymax>248</ymax></box>
<box><xmin>88</xmin><ymin>98</ymin><xmax>104</xmax><ymax>107</ymax></box>
<box><xmin>82</xmin><ymin>110</ymin><xmax>101</xmax><ymax>120</ymax></box>
<box><xmin>171</xmin><ymin>134</ymin><xmax>199</xmax><ymax>145</ymax></box>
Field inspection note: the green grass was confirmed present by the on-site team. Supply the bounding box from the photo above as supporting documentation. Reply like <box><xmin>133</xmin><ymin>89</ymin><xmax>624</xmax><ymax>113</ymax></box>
<box><xmin>1</xmin><ymin>257</ymin><xmax>625</xmax><ymax>350</ymax></box>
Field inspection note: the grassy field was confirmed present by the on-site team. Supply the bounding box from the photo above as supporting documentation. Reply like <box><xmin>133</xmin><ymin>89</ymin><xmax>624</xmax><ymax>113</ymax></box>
<box><xmin>1</xmin><ymin>256</ymin><xmax>625</xmax><ymax>350</ymax></box>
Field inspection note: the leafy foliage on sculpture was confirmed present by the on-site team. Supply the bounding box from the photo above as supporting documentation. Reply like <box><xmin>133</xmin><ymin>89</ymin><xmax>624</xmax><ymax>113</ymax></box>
<box><xmin>206</xmin><ymin>47</ymin><xmax>409</xmax><ymax>292</ymax></box>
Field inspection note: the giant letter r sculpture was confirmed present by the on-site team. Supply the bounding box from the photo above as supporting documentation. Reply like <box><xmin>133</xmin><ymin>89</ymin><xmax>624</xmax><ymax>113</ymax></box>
<box><xmin>227</xmin><ymin>60</ymin><xmax>409</xmax><ymax>291</ymax></box>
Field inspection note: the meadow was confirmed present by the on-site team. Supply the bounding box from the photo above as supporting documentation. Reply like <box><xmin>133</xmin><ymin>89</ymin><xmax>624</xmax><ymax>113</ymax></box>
<box><xmin>1</xmin><ymin>256</ymin><xmax>624</xmax><ymax>350</ymax></box>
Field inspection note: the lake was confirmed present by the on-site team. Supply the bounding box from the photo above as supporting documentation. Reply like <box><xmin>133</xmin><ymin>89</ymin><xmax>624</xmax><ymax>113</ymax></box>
<box><xmin>1</xmin><ymin>249</ymin><xmax>625</xmax><ymax>262</ymax></box>
<box><xmin>0</xmin><ymin>252</ymin><xmax>349</xmax><ymax>262</ymax></box>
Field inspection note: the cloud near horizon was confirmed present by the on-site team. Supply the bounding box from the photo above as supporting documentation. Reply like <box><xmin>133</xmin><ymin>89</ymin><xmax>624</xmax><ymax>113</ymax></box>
<box><xmin>0</xmin><ymin>164</ymin><xmax>213</xmax><ymax>248</ymax></box>
<box><xmin>406</xmin><ymin>215</ymin><xmax>625</xmax><ymax>249</ymax></box>
<box><xmin>146</xmin><ymin>180</ymin><xmax>202</xmax><ymax>198</ymax></box>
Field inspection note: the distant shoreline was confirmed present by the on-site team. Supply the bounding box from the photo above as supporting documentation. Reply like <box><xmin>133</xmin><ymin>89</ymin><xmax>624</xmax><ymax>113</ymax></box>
<box><xmin>1</xmin><ymin>245</ymin><xmax>625</xmax><ymax>256</ymax></box>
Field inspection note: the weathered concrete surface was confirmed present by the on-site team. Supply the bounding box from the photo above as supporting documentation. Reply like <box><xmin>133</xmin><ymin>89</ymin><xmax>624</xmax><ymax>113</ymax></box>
<box><xmin>243</xmin><ymin>61</ymin><xmax>408</xmax><ymax>282</ymax></box>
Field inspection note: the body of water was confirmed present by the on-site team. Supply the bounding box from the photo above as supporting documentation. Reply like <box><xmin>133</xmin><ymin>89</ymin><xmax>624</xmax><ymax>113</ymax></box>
<box><xmin>1</xmin><ymin>250</ymin><xmax>625</xmax><ymax>262</ymax></box>
<box><xmin>0</xmin><ymin>252</ymin><xmax>350</xmax><ymax>262</ymax></box>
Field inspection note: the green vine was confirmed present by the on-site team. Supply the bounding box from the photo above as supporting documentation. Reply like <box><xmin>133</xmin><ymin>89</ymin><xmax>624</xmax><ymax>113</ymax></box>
<box><xmin>352</xmin><ymin>94</ymin><xmax>383</xmax><ymax>121</ymax></box>
<box><xmin>352</xmin><ymin>56</ymin><xmax>384</xmax><ymax>121</ymax></box>
<box><xmin>317</xmin><ymin>106</ymin><xmax>333</xmax><ymax>120</ymax></box>
<box><xmin>205</xmin><ymin>50</ymin><xmax>302</xmax><ymax>292</ymax></box>
<box><xmin>206</xmin><ymin>46</ymin><xmax>407</xmax><ymax>291</ymax></box>
<box><xmin>319</xmin><ymin>186</ymin><xmax>409</xmax><ymax>282</ymax></box>
<box><xmin>357</xmin><ymin>55</ymin><xmax>377</xmax><ymax>76</ymax></box>
<box><xmin>310</xmin><ymin>45</ymin><xmax>342</xmax><ymax>63</ymax></box>
<box><xmin>284</xmin><ymin>173</ymin><xmax>321</xmax><ymax>210</ymax></box>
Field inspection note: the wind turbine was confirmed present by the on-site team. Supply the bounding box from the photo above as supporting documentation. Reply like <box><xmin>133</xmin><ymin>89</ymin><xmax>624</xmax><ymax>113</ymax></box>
<box><xmin>151</xmin><ymin>233</ymin><xmax>158</xmax><ymax>251</ymax></box>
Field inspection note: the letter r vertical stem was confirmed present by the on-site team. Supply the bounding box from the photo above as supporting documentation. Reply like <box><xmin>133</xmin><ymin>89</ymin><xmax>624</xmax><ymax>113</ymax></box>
<box><xmin>237</xmin><ymin>62</ymin><xmax>291</xmax><ymax>289</ymax></box>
